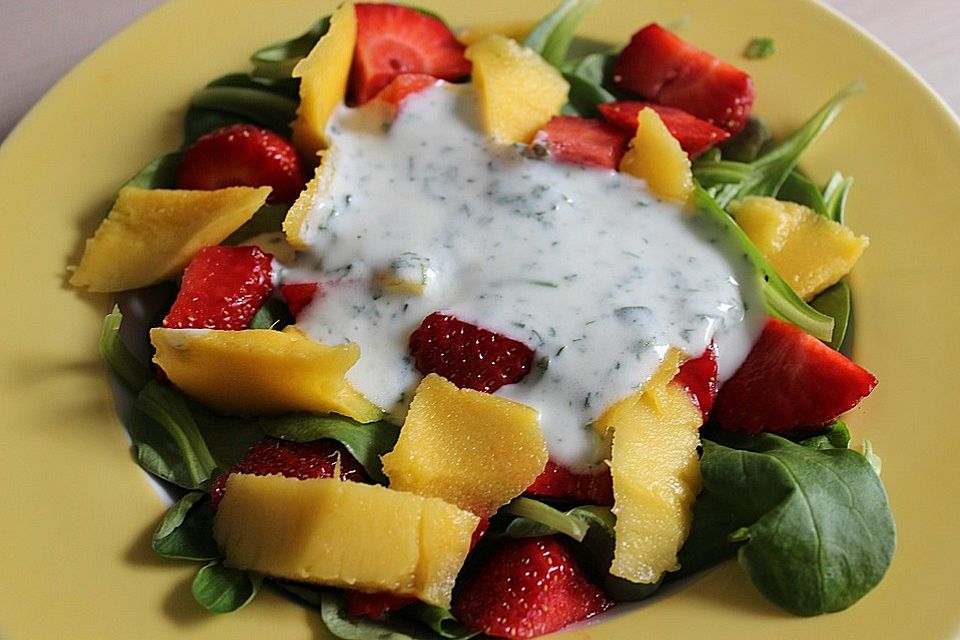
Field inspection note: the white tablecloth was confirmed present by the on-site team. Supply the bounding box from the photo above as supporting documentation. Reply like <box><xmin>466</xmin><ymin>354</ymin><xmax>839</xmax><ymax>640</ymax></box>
<box><xmin>1</xmin><ymin>0</ymin><xmax>957</xmax><ymax>142</ymax></box>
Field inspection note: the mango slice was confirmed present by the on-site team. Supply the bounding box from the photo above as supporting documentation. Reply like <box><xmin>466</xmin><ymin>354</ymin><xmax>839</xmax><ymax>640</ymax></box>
<box><xmin>291</xmin><ymin>3</ymin><xmax>357</xmax><ymax>157</ymax></box>
<box><xmin>69</xmin><ymin>186</ymin><xmax>270</xmax><ymax>292</ymax></box>
<box><xmin>214</xmin><ymin>474</ymin><xmax>478</xmax><ymax>607</ymax></box>
<box><xmin>283</xmin><ymin>148</ymin><xmax>337</xmax><ymax>250</ymax></box>
<box><xmin>381</xmin><ymin>373</ymin><xmax>547</xmax><ymax>516</ymax></box>
<box><xmin>150</xmin><ymin>326</ymin><xmax>381</xmax><ymax>421</ymax></box>
<box><xmin>730</xmin><ymin>196</ymin><xmax>869</xmax><ymax>300</ymax></box>
<box><xmin>464</xmin><ymin>34</ymin><xmax>568</xmax><ymax>144</ymax></box>
<box><xmin>596</xmin><ymin>350</ymin><xmax>703</xmax><ymax>584</ymax></box>
<box><xmin>619</xmin><ymin>107</ymin><xmax>694</xmax><ymax>203</ymax></box>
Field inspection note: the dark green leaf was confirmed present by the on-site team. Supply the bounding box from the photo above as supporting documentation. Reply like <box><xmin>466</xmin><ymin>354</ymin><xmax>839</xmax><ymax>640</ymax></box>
<box><xmin>522</xmin><ymin>0</ymin><xmax>601</xmax><ymax>67</ymax></box>
<box><xmin>248</xmin><ymin>298</ymin><xmax>294</xmax><ymax>330</ymax></box>
<box><xmin>744</xmin><ymin>37</ymin><xmax>776</xmax><ymax>59</ymax></box>
<box><xmin>259</xmin><ymin>413</ymin><xmax>400</xmax><ymax>484</ymax></box>
<box><xmin>131</xmin><ymin>381</ymin><xmax>219</xmax><ymax>489</ymax></box>
<box><xmin>152</xmin><ymin>491</ymin><xmax>219</xmax><ymax>560</ymax></box>
<box><xmin>192</xmin><ymin>560</ymin><xmax>262</xmax><ymax>613</ymax></box>
<box><xmin>799</xmin><ymin>420</ymin><xmax>851</xmax><ymax>450</ymax></box>
<box><xmin>777</xmin><ymin>170</ymin><xmax>828</xmax><ymax>215</ymax></box>
<box><xmin>810</xmin><ymin>281</ymin><xmax>851</xmax><ymax>350</ymax></box>
<box><xmin>693</xmin><ymin>185</ymin><xmax>835</xmax><ymax>341</ymax></box>
<box><xmin>716</xmin><ymin>116</ymin><xmax>771</xmax><ymax>163</ymax></box>
<box><xmin>189</xmin><ymin>86</ymin><xmax>298</xmax><ymax>134</ymax></box>
<box><xmin>319</xmin><ymin>590</ymin><xmax>439</xmax><ymax>640</ymax></box>
<box><xmin>99</xmin><ymin>305</ymin><xmax>152</xmax><ymax>392</ymax></box>
<box><xmin>122</xmin><ymin>152</ymin><xmax>182</xmax><ymax>190</ymax></box>
<box><xmin>697</xmin><ymin>434</ymin><xmax>895</xmax><ymax>615</ymax></box>
<box><xmin>501</xmin><ymin>496</ymin><xmax>599</xmax><ymax>542</ymax></box>
<box><xmin>406</xmin><ymin>603</ymin><xmax>478</xmax><ymax>639</ymax></box>
<box><xmin>223</xmin><ymin>203</ymin><xmax>290</xmax><ymax>245</ymax></box>
<box><xmin>251</xmin><ymin>16</ymin><xmax>331</xmax><ymax>80</ymax></box>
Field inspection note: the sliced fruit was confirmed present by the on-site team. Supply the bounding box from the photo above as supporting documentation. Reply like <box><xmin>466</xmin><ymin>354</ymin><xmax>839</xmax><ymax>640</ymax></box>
<box><xmin>712</xmin><ymin>317</ymin><xmax>878</xmax><ymax>433</ymax></box>
<box><xmin>596</xmin><ymin>349</ymin><xmax>703</xmax><ymax>584</ymax></box>
<box><xmin>673</xmin><ymin>343</ymin><xmax>718</xmax><ymax>421</ymax></box>
<box><xmin>597</xmin><ymin>101</ymin><xmax>730</xmax><ymax>157</ymax></box>
<box><xmin>524</xmin><ymin>460</ymin><xmax>613</xmax><ymax>505</ymax></box>
<box><xmin>350</xmin><ymin>4</ymin><xmax>470</xmax><ymax>105</ymax></box>
<box><xmin>210</xmin><ymin>437</ymin><xmax>367</xmax><ymax>507</ymax></box>
<box><xmin>175</xmin><ymin>124</ymin><xmax>306</xmax><ymax>203</ymax></box>
<box><xmin>163</xmin><ymin>245</ymin><xmax>274</xmax><ymax>330</ymax></box>
<box><xmin>613</xmin><ymin>23</ymin><xmax>754</xmax><ymax>133</ymax></box>
<box><xmin>373</xmin><ymin>72</ymin><xmax>442</xmax><ymax>110</ymax></box>
<box><xmin>408</xmin><ymin>312</ymin><xmax>534</xmax><ymax>393</ymax></box>
<box><xmin>213</xmin><ymin>473</ymin><xmax>478</xmax><ymax>607</ymax></box>
<box><xmin>531</xmin><ymin>115</ymin><xmax>630</xmax><ymax>170</ymax></box>
<box><xmin>280</xmin><ymin>282</ymin><xmax>322</xmax><ymax>317</ymax></box>
<box><xmin>381</xmin><ymin>373</ymin><xmax>547</xmax><ymax>516</ymax></box>
<box><xmin>283</xmin><ymin>147</ymin><xmax>337</xmax><ymax>250</ymax></box>
<box><xmin>343</xmin><ymin>591</ymin><xmax>416</xmax><ymax>619</ymax></box>
<box><xmin>619</xmin><ymin>107</ymin><xmax>694</xmax><ymax>203</ymax></box>
<box><xmin>451</xmin><ymin>536</ymin><xmax>612</xmax><ymax>639</ymax></box>
<box><xmin>465</xmin><ymin>33</ymin><xmax>569</xmax><ymax>144</ymax></box>
<box><xmin>69</xmin><ymin>186</ymin><xmax>269</xmax><ymax>292</ymax></box>
<box><xmin>729</xmin><ymin>196</ymin><xmax>869</xmax><ymax>300</ymax></box>
<box><xmin>291</xmin><ymin>2</ymin><xmax>357</xmax><ymax>157</ymax></box>
<box><xmin>150</xmin><ymin>325</ymin><xmax>381</xmax><ymax>421</ymax></box>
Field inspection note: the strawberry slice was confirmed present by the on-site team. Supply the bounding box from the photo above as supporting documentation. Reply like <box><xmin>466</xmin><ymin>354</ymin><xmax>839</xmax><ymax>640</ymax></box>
<box><xmin>210</xmin><ymin>437</ymin><xmax>368</xmax><ymax>507</ymax></box>
<box><xmin>176</xmin><ymin>124</ymin><xmax>306</xmax><ymax>203</ymax></box>
<box><xmin>673</xmin><ymin>343</ymin><xmax>718</xmax><ymax>421</ymax></box>
<box><xmin>531</xmin><ymin>116</ymin><xmax>630</xmax><ymax>170</ymax></box>
<box><xmin>612</xmin><ymin>24</ymin><xmax>754</xmax><ymax>133</ymax></box>
<box><xmin>350</xmin><ymin>4</ymin><xmax>471</xmax><ymax>105</ymax></box>
<box><xmin>524</xmin><ymin>460</ymin><xmax>614</xmax><ymax>505</ymax></box>
<box><xmin>163</xmin><ymin>245</ymin><xmax>274</xmax><ymax>330</ymax></box>
<box><xmin>343</xmin><ymin>591</ymin><xmax>416</xmax><ymax>619</ymax></box>
<box><xmin>597</xmin><ymin>101</ymin><xmax>731</xmax><ymax>157</ymax></box>
<box><xmin>712</xmin><ymin>318</ymin><xmax>878</xmax><ymax>433</ymax></box>
<box><xmin>373</xmin><ymin>72</ymin><xmax>442</xmax><ymax>107</ymax></box>
<box><xmin>452</xmin><ymin>536</ymin><xmax>612</xmax><ymax>639</ymax></box>
<box><xmin>280</xmin><ymin>282</ymin><xmax>322</xmax><ymax>317</ymax></box>
<box><xmin>408</xmin><ymin>312</ymin><xmax>534</xmax><ymax>393</ymax></box>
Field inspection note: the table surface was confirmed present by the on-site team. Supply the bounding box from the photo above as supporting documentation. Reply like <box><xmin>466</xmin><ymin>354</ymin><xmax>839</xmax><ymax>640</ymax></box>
<box><xmin>1</xmin><ymin>0</ymin><xmax>957</xmax><ymax>142</ymax></box>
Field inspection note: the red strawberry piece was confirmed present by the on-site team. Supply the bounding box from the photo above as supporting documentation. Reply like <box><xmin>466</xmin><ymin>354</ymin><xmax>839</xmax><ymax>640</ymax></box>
<box><xmin>452</xmin><ymin>536</ymin><xmax>612</xmax><ymax>639</ymax></box>
<box><xmin>163</xmin><ymin>245</ymin><xmax>274</xmax><ymax>330</ymax></box>
<box><xmin>350</xmin><ymin>3</ymin><xmax>471</xmax><ymax>105</ymax></box>
<box><xmin>612</xmin><ymin>23</ymin><xmax>754</xmax><ymax>133</ymax></box>
<box><xmin>597</xmin><ymin>101</ymin><xmax>731</xmax><ymax>157</ymax></box>
<box><xmin>343</xmin><ymin>590</ymin><xmax>416</xmax><ymax>619</ymax></box>
<box><xmin>673</xmin><ymin>343</ymin><xmax>718</xmax><ymax>421</ymax></box>
<box><xmin>176</xmin><ymin>124</ymin><xmax>306</xmax><ymax>203</ymax></box>
<box><xmin>373</xmin><ymin>72</ymin><xmax>442</xmax><ymax>107</ymax></box>
<box><xmin>210</xmin><ymin>437</ymin><xmax>368</xmax><ymax>507</ymax></box>
<box><xmin>470</xmin><ymin>517</ymin><xmax>491</xmax><ymax>550</ymax></box>
<box><xmin>531</xmin><ymin>116</ymin><xmax>630</xmax><ymax>170</ymax></box>
<box><xmin>712</xmin><ymin>318</ymin><xmax>878</xmax><ymax>434</ymax></box>
<box><xmin>524</xmin><ymin>460</ymin><xmax>613</xmax><ymax>505</ymax></box>
<box><xmin>408</xmin><ymin>312</ymin><xmax>535</xmax><ymax>393</ymax></box>
<box><xmin>280</xmin><ymin>282</ymin><xmax>322</xmax><ymax>317</ymax></box>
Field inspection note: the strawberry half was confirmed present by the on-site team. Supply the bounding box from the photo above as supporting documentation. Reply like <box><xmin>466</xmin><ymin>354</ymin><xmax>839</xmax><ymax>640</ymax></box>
<box><xmin>452</xmin><ymin>536</ymin><xmax>612</xmax><ymax>639</ymax></box>
<box><xmin>408</xmin><ymin>313</ymin><xmax>535</xmax><ymax>393</ymax></box>
<box><xmin>531</xmin><ymin>116</ymin><xmax>630</xmax><ymax>170</ymax></box>
<box><xmin>712</xmin><ymin>318</ymin><xmax>878</xmax><ymax>433</ymax></box>
<box><xmin>343</xmin><ymin>591</ymin><xmax>416</xmax><ymax>619</ymax></box>
<box><xmin>373</xmin><ymin>72</ymin><xmax>442</xmax><ymax>108</ymax></box>
<box><xmin>350</xmin><ymin>4</ymin><xmax>471</xmax><ymax>105</ymax></box>
<box><xmin>176</xmin><ymin>124</ymin><xmax>306</xmax><ymax>203</ymax></box>
<box><xmin>673</xmin><ymin>343</ymin><xmax>718</xmax><ymax>421</ymax></box>
<box><xmin>612</xmin><ymin>23</ymin><xmax>754</xmax><ymax>133</ymax></box>
<box><xmin>163</xmin><ymin>245</ymin><xmax>274</xmax><ymax>330</ymax></box>
<box><xmin>597</xmin><ymin>101</ymin><xmax>731</xmax><ymax>157</ymax></box>
<box><xmin>524</xmin><ymin>460</ymin><xmax>614</xmax><ymax>505</ymax></box>
<box><xmin>280</xmin><ymin>282</ymin><xmax>322</xmax><ymax>317</ymax></box>
<box><xmin>210</xmin><ymin>437</ymin><xmax>368</xmax><ymax>507</ymax></box>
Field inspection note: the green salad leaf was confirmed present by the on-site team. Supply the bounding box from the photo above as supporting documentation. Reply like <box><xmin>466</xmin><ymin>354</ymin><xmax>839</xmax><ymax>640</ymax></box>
<box><xmin>192</xmin><ymin>560</ymin><xmax>263</xmax><ymax>613</ymax></box>
<box><xmin>523</xmin><ymin>0</ymin><xmax>602</xmax><ymax>67</ymax></box>
<box><xmin>693</xmin><ymin>433</ymin><xmax>895</xmax><ymax>616</ymax></box>
<box><xmin>152</xmin><ymin>491</ymin><xmax>220</xmax><ymax>561</ymax></box>
<box><xmin>810</xmin><ymin>281</ymin><xmax>851</xmax><ymax>351</ymax></box>
<box><xmin>319</xmin><ymin>590</ymin><xmax>468</xmax><ymax>640</ymax></box>
<box><xmin>99</xmin><ymin>305</ymin><xmax>152</xmax><ymax>392</ymax></box>
<box><xmin>251</xmin><ymin>16</ymin><xmax>331</xmax><ymax>79</ymax></box>
<box><xmin>744</xmin><ymin>37</ymin><xmax>776</xmax><ymax>59</ymax></box>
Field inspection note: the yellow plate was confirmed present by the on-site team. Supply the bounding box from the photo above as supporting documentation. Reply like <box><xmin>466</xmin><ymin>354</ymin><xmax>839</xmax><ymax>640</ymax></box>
<box><xmin>1</xmin><ymin>0</ymin><xmax>958</xmax><ymax>638</ymax></box>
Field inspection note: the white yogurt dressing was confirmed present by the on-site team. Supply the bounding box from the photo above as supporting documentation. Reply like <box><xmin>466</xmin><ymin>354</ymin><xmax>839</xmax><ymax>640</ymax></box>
<box><xmin>283</xmin><ymin>84</ymin><xmax>765</xmax><ymax>468</ymax></box>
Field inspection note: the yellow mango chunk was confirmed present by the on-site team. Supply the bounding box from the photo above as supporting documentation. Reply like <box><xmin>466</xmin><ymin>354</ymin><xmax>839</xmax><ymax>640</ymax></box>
<box><xmin>456</xmin><ymin>22</ymin><xmax>531</xmax><ymax>47</ymax></box>
<box><xmin>70</xmin><ymin>186</ymin><xmax>270</xmax><ymax>292</ymax></box>
<box><xmin>730</xmin><ymin>196</ymin><xmax>869</xmax><ymax>300</ymax></box>
<box><xmin>464</xmin><ymin>34</ymin><xmax>568</xmax><ymax>144</ymax></box>
<box><xmin>291</xmin><ymin>3</ymin><xmax>357</xmax><ymax>157</ymax></box>
<box><xmin>150</xmin><ymin>326</ymin><xmax>381</xmax><ymax>421</ymax></box>
<box><xmin>214</xmin><ymin>474</ymin><xmax>478</xmax><ymax>607</ymax></box>
<box><xmin>381</xmin><ymin>373</ymin><xmax>547</xmax><ymax>516</ymax></box>
<box><xmin>597</xmin><ymin>350</ymin><xmax>703</xmax><ymax>584</ymax></box>
<box><xmin>283</xmin><ymin>148</ymin><xmax>337</xmax><ymax>250</ymax></box>
<box><xmin>619</xmin><ymin>108</ymin><xmax>694</xmax><ymax>203</ymax></box>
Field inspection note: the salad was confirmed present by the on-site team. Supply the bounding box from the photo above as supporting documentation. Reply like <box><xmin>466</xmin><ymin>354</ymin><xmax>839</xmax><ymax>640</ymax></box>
<box><xmin>70</xmin><ymin>1</ymin><xmax>895</xmax><ymax>638</ymax></box>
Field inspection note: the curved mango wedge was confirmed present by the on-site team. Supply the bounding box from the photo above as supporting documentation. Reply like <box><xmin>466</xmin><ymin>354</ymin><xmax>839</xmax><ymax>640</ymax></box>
<box><xmin>150</xmin><ymin>326</ymin><xmax>381</xmax><ymax>422</ymax></box>
<box><xmin>619</xmin><ymin>107</ymin><xmax>693</xmax><ymax>204</ymax></box>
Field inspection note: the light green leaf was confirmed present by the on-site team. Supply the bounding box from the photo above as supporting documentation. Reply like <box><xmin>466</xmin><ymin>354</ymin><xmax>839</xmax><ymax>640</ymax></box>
<box><xmin>192</xmin><ymin>560</ymin><xmax>262</xmax><ymax>613</ymax></box>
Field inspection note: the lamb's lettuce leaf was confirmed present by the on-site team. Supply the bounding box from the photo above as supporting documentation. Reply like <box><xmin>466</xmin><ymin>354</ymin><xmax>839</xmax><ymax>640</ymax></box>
<box><xmin>99</xmin><ymin>305</ymin><xmax>152</xmax><ymax>392</ymax></box>
<box><xmin>192</xmin><ymin>560</ymin><xmax>263</xmax><ymax>613</ymax></box>
<box><xmin>152</xmin><ymin>491</ymin><xmax>219</xmax><ymax>561</ymax></box>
